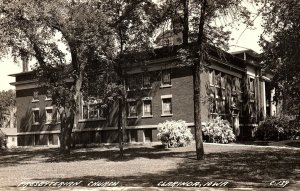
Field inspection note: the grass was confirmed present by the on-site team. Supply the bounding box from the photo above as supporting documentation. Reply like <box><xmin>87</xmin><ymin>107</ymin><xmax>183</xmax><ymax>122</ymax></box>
<box><xmin>0</xmin><ymin>142</ymin><xmax>299</xmax><ymax>189</ymax></box>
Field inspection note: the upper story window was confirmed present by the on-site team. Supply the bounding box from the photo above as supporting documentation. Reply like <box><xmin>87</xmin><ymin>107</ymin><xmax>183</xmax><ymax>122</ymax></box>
<box><xmin>142</xmin><ymin>98</ymin><xmax>153</xmax><ymax>117</ymax></box>
<box><xmin>32</xmin><ymin>91</ymin><xmax>39</xmax><ymax>102</ymax></box>
<box><xmin>45</xmin><ymin>90</ymin><xmax>52</xmax><ymax>101</ymax></box>
<box><xmin>45</xmin><ymin>106</ymin><xmax>53</xmax><ymax>124</ymax></box>
<box><xmin>32</xmin><ymin>108</ymin><xmax>40</xmax><ymax>125</ymax></box>
<box><xmin>82</xmin><ymin>98</ymin><xmax>105</xmax><ymax>120</ymax></box>
<box><xmin>127</xmin><ymin>100</ymin><xmax>137</xmax><ymax>118</ymax></box>
<box><xmin>161</xmin><ymin>95</ymin><xmax>172</xmax><ymax>116</ymax></box>
<box><xmin>142</xmin><ymin>73</ymin><xmax>151</xmax><ymax>89</ymax></box>
<box><xmin>161</xmin><ymin>69</ymin><xmax>171</xmax><ymax>87</ymax></box>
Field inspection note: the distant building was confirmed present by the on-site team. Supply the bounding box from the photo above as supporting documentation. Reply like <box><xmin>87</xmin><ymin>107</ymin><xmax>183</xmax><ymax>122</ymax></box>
<box><xmin>0</xmin><ymin>128</ymin><xmax>17</xmax><ymax>148</ymax></box>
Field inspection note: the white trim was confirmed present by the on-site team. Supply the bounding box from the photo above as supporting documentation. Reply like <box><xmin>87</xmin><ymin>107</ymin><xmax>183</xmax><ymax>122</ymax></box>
<box><xmin>17</xmin><ymin>123</ymin><xmax>197</xmax><ymax>135</ymax></box>
<box><xmin>32</xmin><ymin>107</ymin><xmax>40</xmax><ymax>111</ymax></box>
<box><xmin>78</xmin><ymin>118</ymin><xmax>106</xmax><ymax>122</ymax></box>
<box><xmin>32</xmin><ymin>99</ymin><xmax>39</xmax><ymax>103</ymax></box>
<box><xmin>161</xmin><ymin>114</ymin><xmax>173</xmax><ymax>117</ymax></box>
<box><xmin>127</xmin><ymin>98</ymin><xmax>137</xmax><ymax>102</ymax></box>
<box><xmin>45</xmin><ymin>106</ymin><xmax>54</xmax><ymax>110</ymax></box>
<box><xmin>18</xmin><ymin>130</ymin><xmax>60</xmax><ymax>135</ymax></box>
<box><xmin>142</xmin><ymin>115</ymin><xmax>153</xmax><ymax>118</ymax></box>
<box><xmin>262</xmin><ymin>76</ymin><xmax>271</xmax><ymax>82</ymax></box>
<box><xmin>160</xmin><ymin>84</ymin><xmax>172</xmax><ymax>88</ymax></box>
<box><xmin>142</xmin><ymin>97</ymin><xmax>152</xmax><ymax>100</ymax></box>
<box><xmin>161</xmin><ymin>95</ymin><xmax>172</xmax><ymax>99</ymax></box>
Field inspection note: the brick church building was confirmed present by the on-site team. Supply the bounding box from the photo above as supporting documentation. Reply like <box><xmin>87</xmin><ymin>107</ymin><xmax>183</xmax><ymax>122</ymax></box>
<box><xmin>9</xmin><ymin>37</ymin><xmax>277</xmax><ymax>147</ymax></box>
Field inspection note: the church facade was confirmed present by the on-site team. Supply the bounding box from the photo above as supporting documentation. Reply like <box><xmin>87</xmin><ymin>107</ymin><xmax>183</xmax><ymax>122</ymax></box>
<box><xmin>10</xmin><ymin>45</ymin><xmax>277</xmax><ymax>146</ymax></box>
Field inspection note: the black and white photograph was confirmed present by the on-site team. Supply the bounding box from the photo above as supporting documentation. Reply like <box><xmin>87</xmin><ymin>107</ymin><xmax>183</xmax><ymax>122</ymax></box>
<box><xmin>0</xmin><ymin>0</ymin><xmax>299</xmax><ymax>190</ymax></box>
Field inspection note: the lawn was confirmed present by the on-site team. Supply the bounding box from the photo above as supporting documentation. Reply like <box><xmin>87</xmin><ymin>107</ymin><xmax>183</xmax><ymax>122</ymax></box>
<box><xmin>0</xmin><ymin>142</ymin><xmax>299</xmax><ymax>190</ymax></box>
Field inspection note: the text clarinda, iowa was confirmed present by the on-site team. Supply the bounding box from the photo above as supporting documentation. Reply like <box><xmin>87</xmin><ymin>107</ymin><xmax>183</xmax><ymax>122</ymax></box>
<box><xmin>157</xmin><ymin>181</ymin><xmax>229</xmax><ymax>187</ymax></box>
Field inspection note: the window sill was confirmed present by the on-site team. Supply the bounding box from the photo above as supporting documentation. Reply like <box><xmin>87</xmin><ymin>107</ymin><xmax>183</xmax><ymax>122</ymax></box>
<box><xmin>127</xmin><ymin>116</ymin><xmax>138</xmax><ymax>119</ymax></box>
<box><xmin>160</xmin><ymin>84</ymin><xmax>172</xmax><ymax>88</ymax></box>
<box><xmin>142</xmin><ymin>115</ymin><xmax>153</xmax><ymax>118</ymax></box>
<box><xmin>45</xmin><ymin>98</ymin><xmax>52</xmax><ymax>101</ymax></box>
<box><xmin>141</xmin><ymin>87</ymin><xmax>152</xmax><ymax>90</ymax></box>
<box><xmin>32</xmin><ymin>123</ymin><xmax>40</xmax><ymax>125</ymax></box>
<box><xmin>79</xmin><ymin>118</ymin><xmax>106</xmax><ymax>122</ymax></box>
<box><xmin>32</xmin><ymin>100</ymin><xmax>39</xmax><ymax>103</ymax></box>
<box><xmin>161</xmin><ymin>114</ymin><xmax>173</xmax><ymax>117</ymax></box>
<box><xmin>45</xmin><ymin>122</ymin><xmax>60</xmax><ymax>125</ymax></box>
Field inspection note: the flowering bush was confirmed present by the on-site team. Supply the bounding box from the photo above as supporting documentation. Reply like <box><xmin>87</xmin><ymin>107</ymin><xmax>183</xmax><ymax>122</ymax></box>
<box><xmin>202</xmin><ymin>116</ymin><xmax>236</xmax><ymax>144</ymax></box>
<box><xmin>157</xmin><ymin>120</ymin><xmax>193</xmax><ymax>148</ymax></box>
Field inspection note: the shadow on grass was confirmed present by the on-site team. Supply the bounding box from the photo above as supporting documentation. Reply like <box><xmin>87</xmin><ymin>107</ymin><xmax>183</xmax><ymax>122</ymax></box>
<box><xmin>25</xmin><ymin>149</ymin><xmax>300</xmax><ymax>188</ymax></box>
<box><xmin>2</xmin><ymin>144</ymin><xmax>300</xmax><ymax>187</ymax></box>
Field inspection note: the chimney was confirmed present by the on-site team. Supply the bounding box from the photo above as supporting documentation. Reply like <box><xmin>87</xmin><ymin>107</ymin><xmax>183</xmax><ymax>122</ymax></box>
<box><xmin>20</xmin><ymin>50</ymin><xmax>28</xmax><ymax>72</ymax></box>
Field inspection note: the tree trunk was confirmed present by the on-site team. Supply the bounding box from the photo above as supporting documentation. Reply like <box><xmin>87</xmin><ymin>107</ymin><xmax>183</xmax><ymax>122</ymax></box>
<box><xmin>182</xmin><ymin>0</ymin><xmax>189</xmax><ymax>46</ymax></box>
<box><xmin>193</xmin><ymin>63</ymin><xmax>204</xmax><ymax>160</ymax></box>
<box><xmin>59</xmin><ymin>107</ymin><xmax>74</xmax><ymax>155</ymax></box>
<box><xmin>193</xmin><ymin>0</ymin><xmax>208</xmax><ymax>160</ymax></box>
<box><xmin>118</xmin><ymin>97</ymin><xmax>124</xmax><ymax>158</ymax></box>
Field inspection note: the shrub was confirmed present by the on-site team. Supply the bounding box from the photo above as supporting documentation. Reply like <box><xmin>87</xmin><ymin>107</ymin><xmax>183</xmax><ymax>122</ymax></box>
<box><xmin>0</xmin><ymin>134</ymin><xmax>7</xmax><ymax>150</ymax></box>
<box><xmin>157</xmin><ymin>120</ymin><xmax>193</xmax><ymax>148</ymax></box>
<box><xmin>255</xmin><ymin>116</ymin><xmax>300</xmax><ymax>141</ymax></box>
<box><xmin>202</xmin><ymin>116</ymin><xmax>236</xmax><ymax>144</ymax></box>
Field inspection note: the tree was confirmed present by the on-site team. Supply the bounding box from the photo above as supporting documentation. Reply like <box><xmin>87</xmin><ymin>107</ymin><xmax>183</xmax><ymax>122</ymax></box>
<box><xmin>159</xmin><ymin>0</ymin><xmax>253</xmax><ymax>160</ymax></box>
<box><xmin>0</xmin><ymin>90</ymin><xmax>16</xmax><ymax>128</ymax></box>
<box><xmin>0</xmin><ymin>0</ymin><xmax>116</xmax><ymax>154</ymax></box>
<box><xmin>0</xmin><ymin>0</ymin><xmax>160</xmax><ymax>156</ymax></box>
<box><xmin>260</xmin><ymin>0</ymin><xmax>300</xmax><ymax>116</ymax></box>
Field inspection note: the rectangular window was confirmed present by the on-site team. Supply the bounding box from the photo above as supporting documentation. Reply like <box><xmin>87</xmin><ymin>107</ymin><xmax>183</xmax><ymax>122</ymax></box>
<box><xmin>143</xmin><ymin>73</ymin><xmax>151</xmax><ymax>88</ymax></box>
<box><xmin>249</xmin><ymin>78</ymin><xmax>255</xmax><ymax>101</ymax></box>
<box><xmin>143</xmin><ymin>99</ymin><xmax>152</xmax><ymax>117</ymax></box>
<box><xmin>46</xmin><ymin>90</ymin><xmax>52</xmax><ymax>100</ymax></box>
<box><xmin>209</xmin><ymin>70</ymin><xmax>214</xmax><ymax>86</ymax></box>
<box><xmin>88</xmin><ymin>104</ymin><xmax>99</xmax><ymax>119</ymax></box>
<box><xmin>82</xmin><ymin>99</ymin><xmax>106</xmax><ymax>120</ymax></box>
<box><xmin>32</xmin><ymin>108</ymin><xmax>40</xmax><ymax>124</ymax></box>
<box><xmin>45</xmin><ymin>107</ymin><xmax>53</xmax><ymax>123</ymax></box>
<box><xmin>32</xmin><ymin>91</ymin><xmax>39</xmax><ymax>102</ymax></box>
<box><xmin>162</xmin><ymin>97</ymin><xmax>172</xmax><ymax>115</ymax></box>
<box><xmin>215</xmin><ymin>71</ymin><xmax>221</xmax><ymax>87</ymax></box>
<box><xmin>161</xmin><ymin>69</ymin><xmax>171</xmax><ymax>86</ymax></box>
<box><xmin>128</xmin><ymin>101</ymin><xmax>137</xmax><ymax>118</ymax></box>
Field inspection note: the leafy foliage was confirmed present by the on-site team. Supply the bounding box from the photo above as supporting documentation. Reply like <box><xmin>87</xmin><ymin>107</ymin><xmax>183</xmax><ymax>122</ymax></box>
<box><xmin>260</xmin><ymin>0</ymin><xmax>300</xmax><ymax>115</ymax></box>
<box><xmin>255</xmin><ymin>116</ymin><xmax>300</xmax><ymax>141</ymax></box>
<box><xmin>0</xmin><ymin>90</ymin><xmax>16</xmax><ymax>128</ymax></box>
<box><xmin>202</xmin><ymin>116</ymin><xmax>236</xmax><ymax>144</ymax></box>
<box><xmin>157</xmin><ymin>120</ymin><xmax>193</xmax><ymax>148</ymax></box>
<box><xmin>0</xmin><ymin>131</ymin><xmax>7</xmax><ymax>150</ymax></box>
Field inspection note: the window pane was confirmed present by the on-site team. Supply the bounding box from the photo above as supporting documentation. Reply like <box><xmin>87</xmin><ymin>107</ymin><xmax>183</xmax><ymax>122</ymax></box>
<box><xmin>143</xmin><ymin>100</ymin><xmax>152</xmax><ymax>116</ymax></box>
<box><xmin>83</xmin><ymin>105</ymin><xmax>88</xmax><ymax>119</ymax></box>
<box><xmin>162</xmin><ymin>70</ymin><xmax>171</xmax><ymax>85</ymax></box>
<box><xmin>162</xmin><ymin>98</ymin><xmax>172</xmax><ymax>114</ymax></box>
<box><xmin>128</xmin><ymin>102</ymin><xmax>137</xmax><ymax>117</ymax></box>
<box><xmin>33</xmin><ymin>91</ymin><xmax>39</xmax><ymax>100</ymax></box>
<box><xmin>143</xmin><ymin>74</ymin><xmax>151</xmax><ymax>87</ymax></box>
<box><xmin>89</xmin><ymin>104</ymin><xmax>98</xmax><ymax>119</ymax></box>
<box><xmin>33</xmin><ymin>110</ymin><xmax>39</xmax><ymax>124</ymax></box>
<box><xmin>46</xmin><ymin>109</ymin><xmax>53</xmax><ymax>123</ymax></box>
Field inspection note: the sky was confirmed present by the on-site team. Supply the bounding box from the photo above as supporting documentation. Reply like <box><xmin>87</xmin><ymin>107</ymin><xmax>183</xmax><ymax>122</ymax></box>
<box><xmin>0</xmin><ymin>5</ymin><xmax>264</xmax><ymax>91</ymax></box>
